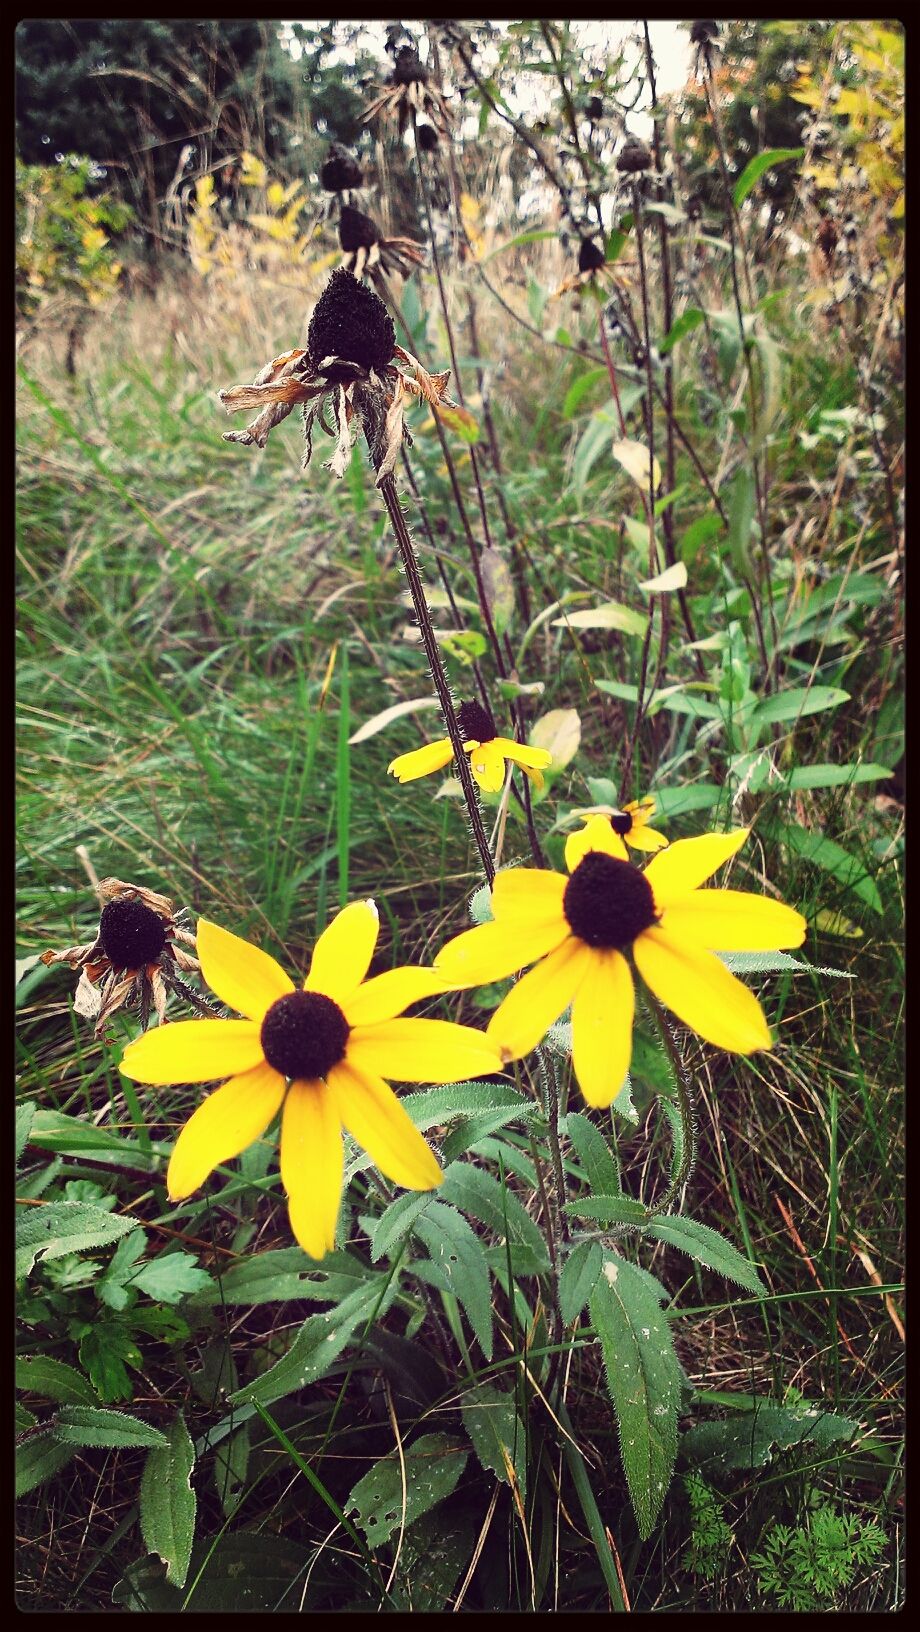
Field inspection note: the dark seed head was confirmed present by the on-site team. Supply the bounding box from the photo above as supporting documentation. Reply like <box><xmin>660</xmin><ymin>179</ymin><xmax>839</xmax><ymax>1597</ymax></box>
<box><xmin>578</xmin><ymin>237</ymin><xmax>606</xmax><ymax>273</ymax></box>
<box><xmin>563</xmin><ymin>853</ymin><xmax>657</xmax><ymax>950</ymax></box>
<box><xmin>457</xmin><ymin>699</ymin><xmax>497</xmax><ymax>743</ymax></box>
<box><xmin>339</xmin><ymin>204</ymin><xmax>381</xmax><ymax>253</ymax></box>
<box><xmin>586</xmin><ymin>95</ymin><xmax>605</xmax><ymax>121</ymax></box>
<box><xmin>99</xmin><ymin>898</ymin><xmax>168</xmax><ymax>970</ymax></box>
<box><xmin>609</xmin><ymin>811</ymin><xmax>633</xmax><ymax>837</ymax></box>
<box><xmin>616</xmin><ymin>136</ymin><xmax>653</xmax><ymax>174</ymax></box>
<box><xmin>686</xmin><ymin>192</ymin><xmax>703</xmax><ymax>222</ymax></box>
<box><xmin>393</xmin><ymin>44</ymin><xmax>427</xmax><ymax>85</ymax></box>
<box><xmin>320</xmin><ymin>143</ymin><xmax>363</xmax><ymax>193</ymax></box>
<box><xmin>690</xmin><ymin>19</ymin><xmax>720</xmax><ymax>44</ymax></box>
<box><xmin>416</xmin><ymin>121</ymin><xmax>439</xmax><ymax>152</ymax></box>
<box><xmin>307</xmin><ymin>269</ymin><xmax>396</xmax><ymax>374</ymax></box>
<box><xmin>260</xmin><ymin>990</ymin><xmax>349</xmax><ymax>1080</ymax></box>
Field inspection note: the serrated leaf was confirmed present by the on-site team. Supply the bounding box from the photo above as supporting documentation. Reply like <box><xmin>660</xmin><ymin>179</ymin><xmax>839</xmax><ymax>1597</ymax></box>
<box><xmin>16</xmin><ymin>1202</ymin><xmax>137</xmax><ymax>1280</ymax></box>
<box><xmin>564</xmin><ymin>1195</ymin><xmax>650</xmax><ymax>1226</ymax></box>
<box><xmin>140</xmin><ymin>1410</ymin><xmax>196</xmax><ymax>1588</ymax></box>
<box><xmin>53</xmin><ymin>1405</ymin><xmax>169</xmax><ymax>1450</ymax></box>
<box><xmin>229</xmin><ymin>1276</ymin><xmax>388</xmax><ymax>1407</ymax></box>
<box><xmin>98</xmin><ymin>1228</ymin><xmax>147</xmax><ymax>1310</ymax></box>
<box><xmin>733</xmin><ymin>147</ymin><xmax>804</xmax><ymax>207</ymax></box>
<box><xmin>559</xmin><ymin>1239</ymin><xmax>604</xmax><ymax>1324</ymax></box>
<box><xmin>16</xmin><ymin>1101</ymin><xmax>36</xmax><ymax>1165</ymax></box>
<box><xmin>749</xmin><ymin>686</ymin><xmax>849</xmax><ymax>727</ymax></box>
<box><xmin>718</xmin><ymin>950</ymin><xmax>853</xmax><ymax>978</ymax></box>
<box><xmin>16</xmin><ymin>1433</ymin><xmax>78</xmax><ymax>1497</ymax></box>
<box><xmin>564</xmin><ymin>1113</ymin><xmax>621</xmax><ymax>1195</ymax></box>
<box><xmin>414</xmin><ymin>1202</ymin><xmax>494</xmax><ymax>1358</ymax></box>
<box><xmin>613</xmin><ymin>438</ymin><xmax>661</xmax><ymax>493</ymax></box>
<box><xmin>776</xmin><ymin>822</ymin><xmax>883</xmax><ymax>914</ymax></box>
<box><xmin>639</xmin><ymin>560</ymin><xmax>688</xmax><ymax>594</ymax></box>
<box><xmin>461</xmin><ymin>1382</ymin><xmax>527</xmax><ymax>1500</ymax></box>
<box><xmin>16</xmin><ymin>1355</ymin><xmax>99</xmax><ymax>1407</ymax></box>
<box><xmin>348</xmin><ymin>696</ymin><xmax>439</xmax><ymax>745</ymax></box>
<box><xmin>132</xmin><ymin>1252</ymin><xmax>213</xmax><ymax>1305</ymax></box>
<box><xmin>371</xmin><ymin>1190</ymin><xmax>437</xmax><ymax>1263</ymax></box>
<box><xmin>79</xmin><ymin>1323</ymin><xmax>141</xmax><ymax>1403</ymax></box>
<box><xmin>645</xmin><ymin>1216</ymin><xmax>765</xmax><ymax>1294</ymax></box>
<box><xmin>347</xmin><ymin>1432</ymin><xmax>468</xmax><ymax>1546</ymax></box>
<box><xmin>552</xmin><ymin>601</ymin><xmax>647</xmax><ymax>637</ymax></box>
<box><xmin>590</xmin><ymin>1258</ymin><xmax>682</xmax><ymax>1539</ymax></box>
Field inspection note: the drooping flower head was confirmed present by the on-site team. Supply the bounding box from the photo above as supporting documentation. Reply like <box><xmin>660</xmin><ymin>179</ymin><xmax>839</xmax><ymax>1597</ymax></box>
<box><xmin>386</xmin><ymin>697</ymin><xmax>553</xmax><ymax>794</ymax></box>
<box><xmin>219</xmin><ymin>269</ymin><xmax>460</xmax><ymax>482</ymax></box>
<box><xmin>434</xmin><ymin>825</ymin><xmax>807</xmax><ymax>1109</ymax></box>
<box><xmin>41</xmin><ymin>878</ymin><xmax>200</xmax><ymax>1036</ymax></box>
<box><xmin>119</xmin><ymin>902</ymin><xmax>502</xmax><ymax>1258</ymax></box>
<box><xmin>362</xmin><ymin>43</ymin><xmax>453</xmax><ymax>136</ymax></box>
<box><xmin>554</xmin><ymin>236</ymin><xmax>621</xmax><ymax>301</ymax></box>
<box><xmin>564</xmin><ymin>798</ymin><xmax>668</xmax><ymax>869</ymax></box>
<box><xmin>337</xmin><ymin>205</ymin><xmax>426</xmax><ymax>283</ymax></box>
<box><xmin>319</xmin><ymin>142</ymin><xmax>364</xmax><ymax>196</ymax></box>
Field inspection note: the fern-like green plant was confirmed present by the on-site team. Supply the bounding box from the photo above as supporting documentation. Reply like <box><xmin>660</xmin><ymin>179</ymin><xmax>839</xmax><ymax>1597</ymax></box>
<box><xmin>750</xmin><ymin>1504</ymin><xmax>886</xmax><ymax>1610</ymax></box>
<box><xmin>681</xmin><ymin>1473</ymin><xmax>734</xmax><ymax>1581</ymax></box>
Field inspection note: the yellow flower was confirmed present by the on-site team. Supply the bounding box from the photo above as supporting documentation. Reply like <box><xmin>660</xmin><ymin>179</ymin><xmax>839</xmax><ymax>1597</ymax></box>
<box><xmin>565</xmin><ymin>797</ymin><xmax>668</xmax><ymax>870</ymax></box>
<box><xmin>433</xmin><ymin>826</ymin><xmax>807</xmax><ymax>1110</ymax></box>
<box><xmin>119</xmin><ymin>903</ymin><xmax>502</xmax><ymax>1259</ymax></box>
<box><xmin>388</xmin><ymin>700</ymin><xmax>553</xmax><ymax>794</ymax></box>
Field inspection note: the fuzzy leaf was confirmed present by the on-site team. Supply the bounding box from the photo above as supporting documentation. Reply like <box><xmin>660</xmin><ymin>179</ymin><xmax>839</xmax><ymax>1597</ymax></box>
<box><xmin>413</xmin><ymin>1202</ymin><xmax>495</xmax><ymax>1358</ymax></box>
<box><xmin>53</xmin><ymin>1405</ymin><xmax>169</xmax><ymax>1450</ymax></box>
<box><xmin>564</xmin><ymin>1112</ymin><xmax>621</xmax><ymax>1196</ymax></box>
<box><xmin>140</xmin><ymin>1411</ymin><xmax>196</xmax><ymax>1588</ymax></box>
<box><xmin>16</xmin><ymin>1433</ymin><xmax>78</xmax><ymax>1497</ymax></box>
<box><xmin>229</xmin><ymin>1276</ymin><xmax>390</xmax><ymax>1407</ymax></box>
<box><xmin>16</xmin><ymin>1202</ymin><xmax>136</xmax><ymax>1280</ymax></box>
<box><xmin>645</xmin><ymin>1216</ymin><xmax>766</xmax><ymax>1294</ymax></box>
<box><xmin>16</xmin><ymin>1101</ymin><xmax>36</xmax><ymax>1165</ymax></box>
<box><xmin>462</xmin><ymin>1382</ymin><xmax>527</xmax><ymax>1500</ymax></box>
<box><xmin>347</xmin><ymin>1432</ymin><xmax>468</xmax><ymax>1546</ymax></box>
<box><xmin>559</xmin><ymin>1239</ymin><xmax>604</xmax><ymax>1324</ymax></box>
<box><xmin>16</xmin><ymin>1355</ymin><xmax>99</xmax><ymax>1407</ymax></box>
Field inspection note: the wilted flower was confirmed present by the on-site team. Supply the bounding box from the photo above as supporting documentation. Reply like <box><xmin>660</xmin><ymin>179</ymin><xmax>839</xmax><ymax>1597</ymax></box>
<box><xmin>219</xmin><ymin>269</ymin><xmax>461</xmax><ymax>483</ymax></box>
<box><xmin>338</xmin><ymin>205</ymin><xmax>426</xmax><ymax>283</ymax></box>
<box><xmin>415</xmin><ymin>122</ymin><xmax>440</xmax><ymax>153</ymax></box>
<box><xmin>319</xmin><ymin>142</ymin><xmax>364</xmax><ymax>195</ymax></box>
<box><xmin>362</xmin><ymin>44</ymin><xmax>453</xmax><ymax>136</ymax></box>
<box><xmin>616</xmin><ymin>136</ymin><xmax>653</xmax><ymax>175</ymax></box>
<box><xmin>555</xmin><ymin>236</ymin><xmax>618</xmax><ymax>300</ymax></box>
<box><xmin>40</xmin><ymin>879</ymin><xmax>200</xmax><ymax>1035</ymax></box>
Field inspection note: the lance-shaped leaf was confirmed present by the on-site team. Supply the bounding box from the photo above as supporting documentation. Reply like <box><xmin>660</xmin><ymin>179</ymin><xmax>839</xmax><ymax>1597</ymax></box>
<box><xmin>140</xmin><ymin>1410</ymin><xmax>197</xmax><ymax>1588</ymax></box>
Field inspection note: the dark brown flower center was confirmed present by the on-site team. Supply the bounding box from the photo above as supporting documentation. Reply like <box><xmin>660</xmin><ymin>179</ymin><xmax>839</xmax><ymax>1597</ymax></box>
<box><xmin>339</xmin><ymin>205</ymin><xmax>381</xmax><ymax>252</ymax></box>
<box><xmin>99</xmin><ymin>898</ymin><xmax>167</xmax><ymax>969</ymax></box>
<box><xmin>609</xmin><ymin>811</ymin><xmax>633</xmax><ymax>837</ymax></box>
<box><xmin>563</xmin><ymin>853</ymin><xmax>657</xmax><ymax>950</ymax></box>
<box><xmin>306</xmin><ymin>268</ymin><xmax>395</xmax><ymax>375</ymax></box>
<box><xmin>393</xmin><ymin>45</ymin><xmax>426</xmax><ymax>84</ymax></box>
<box><xmin>260</xmin><ymin>990</ymin><xmax>349</xmax><ymax>1081</ymax></box>
<box><xmin>457</xmin><ymin>699</ymin><xmax>497</xmax><ymax>742</ymax></box>
<box><xmin>320</xmin><ymin>143</ymin><xmax>363</xmax><ymax>193</ymax></box>
<box><xmin>578</xmin><ymin>237</ymin><xmax>606</xmax><ymax>273</ymax></box>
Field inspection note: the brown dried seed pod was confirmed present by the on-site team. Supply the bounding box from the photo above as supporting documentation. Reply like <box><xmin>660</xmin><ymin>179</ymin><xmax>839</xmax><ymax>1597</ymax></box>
<box><xmin>578</xmin><ymin>237</ymin><xmax>606</xmax><ymax>273</ymax></box>
<box><xmin>320</xmin><ymin>142</ymin><xmax>363</xmax><ymax>193</ymax></box>
<box><xmin>690</xmin><ymin>19</ymin><xmax>720</xmax><ymax>44</ymax></box>
<box><xmin>306</xmin><ymin>268</ymin><xmax>395</xmax><ymax>374</ymax></box>
<box><xmin>616</xmin><ymin>136</ymin><xmax>653</xmax><ymax>174</ymax></box>
<box><xmin>416</xmin><ymin>121</ymin><xmax>439</xmax><ymax>152</ymax></box>
<box><xmin>338</xmin><ymin>205</ymin><xmax>381</xmax><ymax>253</ymax></box>
<box><xmin>392</xmin><ymin>44</ymin><xmax>427</xmax><ymax>85</ymax></box>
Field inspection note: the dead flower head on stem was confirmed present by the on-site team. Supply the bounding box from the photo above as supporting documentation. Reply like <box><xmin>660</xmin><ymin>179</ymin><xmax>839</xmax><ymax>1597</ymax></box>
<box><xmin>40</xmin><ymin>878</ymin><xmax>200</xmax><ymax>1036</ymax></box>
<box><xmin>337</xmin><ymin>205</ymin><xmax>426</xmax><ymax>284</ymax></box>
<box><xmin>361</xmin><ymin>43</ymin><xmax>452</xmax><ymax>136</ymax></box>
<box><xmin>219</xmin><ymin>268</ymin><xmax>465</xmax><ymax>484</ymax></box>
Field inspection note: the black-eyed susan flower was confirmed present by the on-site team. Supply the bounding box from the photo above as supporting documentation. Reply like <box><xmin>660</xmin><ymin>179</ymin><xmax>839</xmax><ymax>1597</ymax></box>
<box><xmin>361</xmin><ymin>44</ymin><xmax>453</xmax><ymax>137</ymax></box>
<box><xmin>564</xmin><ymin>797</ymin><xmax>668</xmax><ymax>869</ymax></box>
<box><xmin>219</xmin><ymin>268</ymin><xmax>460</xmax><ymax>482</ymax></box>
<box><xmin>119</xmin><ymin>902</ymin><xmax>502</xmax><ymax>1259</ymax></box>
<box><xmin>387</xmin><ymin>699</ymin><xmax>553</xmax><ymax>795</ymax></box>
<box><xmin>337</xmin><ymin>205</ymin><xmax>426</xmax><ymax>284</ymax></box>
<box><xmin>433</xmin><ymin>828</ymin><xmax>807</xmax><ymax>1109</ymax></box>
<box><xmin>41</xmin><ymin>878</ymin><xmax>201</xmax><ymax>1036</ymax></box>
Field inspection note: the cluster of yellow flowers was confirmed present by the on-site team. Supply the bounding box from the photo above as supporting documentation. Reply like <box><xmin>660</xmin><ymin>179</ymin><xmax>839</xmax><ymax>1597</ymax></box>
<box><xmin>119</xmin><ymin>781</ymin><xmax>805</xmax><ymax>1259</ymax></box>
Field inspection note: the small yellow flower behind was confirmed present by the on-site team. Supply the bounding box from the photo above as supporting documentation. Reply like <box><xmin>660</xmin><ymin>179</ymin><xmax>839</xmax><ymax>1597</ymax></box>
<box><xmin>565</xmin><ymin>796</ymin><xmax>668</xmax><ymax>871</ymax></box>
<box><xmin>434</xmin><ymin>828</ymin><xmax>807</xmax><ymax>1111</ymax></box>
<box><xmin>120</xmin><ymin>903</ymin><xmax>503</xmax><ymax>1260</ymax></box>
<box><xmin>388</xmin><ymin>699</ymin><xmax>553</xmax><ymax>795</ymax></box>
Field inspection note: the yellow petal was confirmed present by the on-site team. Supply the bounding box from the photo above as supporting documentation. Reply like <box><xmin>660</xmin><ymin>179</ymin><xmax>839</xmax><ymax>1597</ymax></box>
<box><xmin>521</xmin><ymin>764</ymin><xmax>545</xmax><ymax>791</ymax></box>
<box><xmin>659</xmin><ymin>890</ymin><xmax>807</xmax><ymax>951</ymax></box>
<box><xmin>643</xmin><ymin>829</ymin><xmax>750</xmax><ymax>908</ymax></box>
<box><xmin>487</xmin><ymin>937</ymin><xmax>589</xmax><ymax>1060</ymax></box>
<box><xmin>305</xmin><ymin>899</ymin><xmax>379</xmax><ymax>1004</ymax></box>
<box><xmin>633</xmin><ymin>926</ymin><xmax>772</xmax><ymax>1053</ymax></box>
<box><xmin>571</xmin><ymin>951</ymin><xmax>634</xmax><ymax>1108</ymax></box>
<box><xmin>281</xmin><ymin>1079</ymin><xmax>342</xmax><ymax>1259</ymax></box>
<box><xmin>166</xmin><ymin>1060</ymin><xmax>285</xmax><ymax>1199</ymax></box>
<box><xmin>328</xmin><ymin>1059</ymin><xmax>443</xmax><ymax>1190</ymax></box>
<box><xmin>493</xmin><ymin>739</ymin><xmax>554</xmax><ymax>772</ymax></box>
<box><xmin>120</xmin><ymin>1018</ymin><xmax>264</xmax><ymax>1085</ymax></box>
<box><xmin>343</xmin><ymin>965</ymin><xmax>449</xmax><ymax>1026</ymax></box>
<box><xmin>196</xmin><ymin>918</ymin><xmax>293</xmax><ymax>1021</ymax></box>
<box><xmin>492</xmin><ymin>867</ymin><xmax>567</xmax><ymax>924</ymax></box>
<box><xmin>565</xmin><ymin>816</ymin><xmax>629</xmax><ymax>873</ymax></box>
<box><xmin>623</xmin><ymin>796</ymin><xmax>656</xmax><ymax>819</ymax></box>
<box><xmin>387</xmin><ymin>739</ymin><xmax>455</xmax><ymax>782</ymax></box>
<box><xmin>626</xmin><ymin>825</ymin><xmax>669</xmax><ymax>853</ymax></box>
<box><xmin>347</xmin><ymin>1017</ymin><xmax>502</xmax><ymax>1084</ymax></box>
<box><xmin>435</xmin><ymin>915</ymin><xmax>570</xmax><ymax>986</ymax></box>
<box><xmin>469</xmin><ymin>737</ymin><xmax>507</xmax><ymax>793</ymax></box>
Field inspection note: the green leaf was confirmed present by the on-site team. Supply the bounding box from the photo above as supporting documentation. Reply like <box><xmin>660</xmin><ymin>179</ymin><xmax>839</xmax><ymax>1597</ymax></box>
<box><xmin>16</xmin><ymin>1433</ymin><xmax>78</xmax><ymax>1497</ymax></box>
<box><xmin>749</xmin><ymin>686</ymin><xmax>849</xmax><ymax>727</ymax></box>
<box><xmin>16</xmin><ymin>1201</ymin><xmax>137</xmax><ymax>1279</ymax></box>
<box><xmin>440</xmin><ymin>1161</ymin><xmax>549</xmax><ymax>1265</ymax></box>
<box><xmin>590</xmin><ymin>1258</ymin><xmax>682</xmax><ymax>1539</ymax></box>
<box><xmin>718</xmin><ymin>950</ymin><xmax>853</xmax><ymax>978</ymax></box>
<box><xmin>776</xmin><ymin>822</ymin><xmax>883</xmax><ymax>914</ymax></box>
<box><xmin>402</xmin><ymin>1080</ymin><xmax>531</xmax><ymax>1132</ymax></box>
<box><xmin>16</xmin><ymin>1354</ymin><xmax>99</xmax><ymax>1406</ymax></box>
<box><xmin>140</xmin><ymin>1410</ymin><xmax>196</xmax><ymax>1588</ymax></box>
<box><xmin>680</xmin><ymin>512</ymin><xmax>722</xmax><ymax>566</ymax></box>
<box><xmin>660</xmin><ymin>308</ymin><xmax>704</xmax><ymax>354</ymax></box>
<box><xmin>132</xmin><ymin>1252</ymin><xmax>213</xmax><ymax>1305</ymax></box>
<box><xmin>391</xmin><ymin>1505</ymin><xmax>480</xmax><ymax>1613</ymax></box>
<box><xmin>98</xmin><ymin>1228</ymin><xmax>147</xmax><ymax>1310</ymax></box>
<box><xmin>783</xmin><ymin>762</ymin><xmax>893</xmax><ymax>791</ymax></box>
<box><xmin>413</xmin><ymin>1201</ymin><xmax>495</xmax><ymax>1359</ymax></box>
<box><xmin>229</xmin><ymin>1276</ymin><xmax>390</xmax><ymax>1408</ymax></box>
<box><xmin>552</xmin><ymin>601</ymin><xmax>648</xmax><ymax>637</ymax></box>
<box><xmin>564</xmin><ymin>1112</ymin><xmax>621</xmax><ymax>1195</ymax></box>
<box><xmin>595</xmin><ymin>680</ymin><xmax>722</xmax><ymax>720</ymax></box>
<box><xmin>197</xmin><ymin>1248</ymin><xmax>369</xmax><ymax>1307</ymax></box>
<box><xmin>645</xmin><ymin>1216</ymin><xmax>766</xmax><ymax>1294</ymax></box>
<box><xmin>16</xmin><ymin>1101</ymin><xmax>36</xmax><ymax>1165</ymax></box>
<box><xmin>681</xmin><ymin>1402</ymin><xmax>858</xmax><ymax>1475</ymax></box>
<box><xmin>727</xmin><ymin>465</ymin><xmax>756</xmax><ymax>577</ymax></box>
<box><xmin>733</xmin><ymin>147</ymin><xmax>804</xmax><ymax>208</ymax></box>
<box><xmin>370</xmin><ymin>1190</ymin><xmax>437</xmax><ymax>1263</ymax></box>
<box><xmin>564</xmin><ymin>1196</ymin><xmax>650</xmax><ymax>1226</ymax></box>
<box><xmin>113</xmin><ymin>1536</ymin><xmax>313</xmax><ymax>1613</ymax></box>
<box><xmin>53</xmin><ymin>1405</ymin><xmax>169</xmax><ymax>1450</ymax></box>
<box><xmin>347</xmin><ymin>1432</ymin><xmax>468</xmax><ymax>1546</ymax></box>
<box><xmin>462</xmin><ymin>1382</ymin><xmax>527</xmax><ymax>1500</ymax></box>
<box><xmin>27</xmin><ymin>1108</ymin><xmax>159</xmax><ymax>1167</ymax></box>
<box><xmin>559</xmin><ymin>1239</ymin><xmax>604</xmax><ymax>1324</ymax></box>
<box><xmin>648</xmin><ymin>784</ymin><xmax>724</xmax><ymax>817</ymax></box>
<box><xmin>79</xmin><ymin>1322</ymin><xmax>141</xmax><ymax>1403</ymax></box>
<box><xmin>562</xmin><ymin>367</ymin><xmax>607</xmax><ymax>419</ymax></box>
